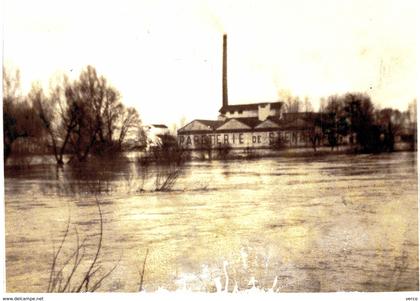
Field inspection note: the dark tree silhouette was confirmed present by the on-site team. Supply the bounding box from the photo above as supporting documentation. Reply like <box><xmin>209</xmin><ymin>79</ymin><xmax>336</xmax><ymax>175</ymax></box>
<box><xmin>323</xmin><ymin>95</ymin><xmax>349</xmax><ymax>150</ymax></box>
<box><xmin>33</xmin><ymin>66</ymin><xmax>142</xmax><ymax>164</ymax></box>
<box><xmin>343</xmin><ymin>93</ymin><xmax>379</xmax><ymax>152</ymax></box>
<box><xmin>32</xmin><ymin>77</ymin><xmax>81</xmax><ymax>165</ymax></box>
<box><xmin>117</xmin><ymin>107</ymin><xmax>140</xmax><ymax>149</ymax></box>
<box><xmin>3</xmin><ymin>68</ymin><xmax>43</xmax><ymax>162</ymax></box>
<box><xmin>376</xmin><ymin>108</ymin><xmax>406</xmax><ymax>152</ymax></box>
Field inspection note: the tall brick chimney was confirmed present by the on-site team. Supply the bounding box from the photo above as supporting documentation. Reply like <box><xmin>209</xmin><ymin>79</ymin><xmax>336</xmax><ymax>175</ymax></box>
<box><xmin>222</xmin><ymin>34</ymin><xmax>228</xmax><ymax>108</ymax></box>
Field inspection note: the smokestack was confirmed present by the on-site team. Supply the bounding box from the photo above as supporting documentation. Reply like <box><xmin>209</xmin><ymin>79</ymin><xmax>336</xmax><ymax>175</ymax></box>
<box><xmin>222</xmin><ymin>34</ymin><xmax>228</xmax><ymax>108</ymax></box>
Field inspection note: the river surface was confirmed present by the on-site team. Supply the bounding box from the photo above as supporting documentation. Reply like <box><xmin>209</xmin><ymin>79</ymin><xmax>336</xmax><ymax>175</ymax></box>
<box><xmin>4</xmin><ymin>152</ymin><xmax>419</xmax><ymax>292</ymax></box>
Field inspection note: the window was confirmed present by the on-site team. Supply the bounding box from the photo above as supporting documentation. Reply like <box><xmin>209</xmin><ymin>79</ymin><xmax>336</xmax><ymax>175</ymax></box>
<box><xmin>238</xmin><ymin>110</ymin><xmax>243</xmax><ymax>114</ymax></box>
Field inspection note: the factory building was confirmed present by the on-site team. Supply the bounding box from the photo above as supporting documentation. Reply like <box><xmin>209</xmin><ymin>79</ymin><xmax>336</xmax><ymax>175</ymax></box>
<box><xmin>178</xmin><ymin>34</ymin><xmax>324</xmax><ymax>150</ymax></box>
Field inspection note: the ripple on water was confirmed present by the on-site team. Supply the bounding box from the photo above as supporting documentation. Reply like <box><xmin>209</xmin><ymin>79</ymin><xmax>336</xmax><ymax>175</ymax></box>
<box><xmin>4</xmin><ymin>152</ymin><xmax>419</xmax><ymax>292</ymax></box>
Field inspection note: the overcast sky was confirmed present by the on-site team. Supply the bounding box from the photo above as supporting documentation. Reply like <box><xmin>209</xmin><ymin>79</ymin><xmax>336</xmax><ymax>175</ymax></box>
<box><xmin>3</xmin><ymin>0</ymin><xmax>418</xmax><ymax>126</ymax></box>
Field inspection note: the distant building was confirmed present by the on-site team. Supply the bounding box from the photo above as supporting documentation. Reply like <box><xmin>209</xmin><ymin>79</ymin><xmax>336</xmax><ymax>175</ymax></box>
<box><xmin>218</xmin><ymin>102</ymin><xmax>284</xmax><ymax>121</ymax></box>
<box><xmin>144</xmin><ymin>124</ymin><xmax>170</xmax><ymax>149</ymax></box>
<box><xmin>177</xmin><ymin>34</ymin><xmax>325</xmax><ymax>150</ymax></box>
<box><xmin>178</xmin><ymin>112</ymin><xmax>326</xmax><ymax>150</ymax></box>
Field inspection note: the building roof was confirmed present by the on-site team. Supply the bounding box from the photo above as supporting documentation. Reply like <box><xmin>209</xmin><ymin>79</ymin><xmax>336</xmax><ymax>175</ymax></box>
<box><xmin>215</xmin><ymin>117</ymin><xmax>284</xmax><ymax>132</ymax></box>
<box><xmin>178</xmin><ymin>113</ymin><xmax>331</xmax><ymax>134</ymax></box>
<box><xmin>229</xmin><ymin>117</ymin><xmax>262</xmax><ymax>128</ymax></box>
<box><xmin>215</xmin><ymin>118</ymin><xmax>257</xmax><ymax>132</ymax></box>
<box><xmin>195</xmin><ymin>119</ymin><xmax>225</xmax><ymax>129</ymax></box>
<box><xmin>254</xmin><ymin>117</ymin><xmax>282</xmax><ymax>129</ymax></box>
<box><xmin>150</xmin><ymin>124</ymin><xmax>168</xmax><ymax>128</ymax></box>
<box><xmin>177</xmin><ymin>119</ymin><xmax>225</xmax><ymax>134</ymax></box>
<box><xmin>219</xmin><ymin>101</ymin><xmax>283</xmax><ymax>113</ymax></box>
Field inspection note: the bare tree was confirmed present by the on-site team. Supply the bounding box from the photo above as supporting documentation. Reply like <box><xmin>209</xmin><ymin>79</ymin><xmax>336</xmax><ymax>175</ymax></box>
<box><xmin>117</xmin><ymin>107</ymin><xmax>140</xmax><ymax>149</ymax></box>
<box><xmin>32</xmin><ymin>77</ymin><xmax>80</xmax><ymax>165</ymax></box>
<box><xmin>286</xmin><ymin>97</ymin><xmax>301</xmax><ymax>113</ymax></box>
<box><xmin>407</xmin><ymin>99</ymin><xmax>417</xmax><ymax>124</ymax></box>
<box><xmin>3</xmin><ymin>67</ymin><xmax>21</xmax><ymax>110</ymax></box>
<box><xmin>33</xmin><ymin>66</ymin><xmax>142</xmax><ymax>164</ymax></box>
<box><xmin>3</xmin><ymin>67</ymin><xmax>25</xmax><ymax>161</ymax></box>
<box><xmin>101</xmin><ymin>87</ymin><xmax>123</xmax><ymax>145</ymax></box>
<box><xmin>47</xmin><ymin>198</ymin><xmax>118</xmax><ymax>293</ymax></box>
<box><xmin>3</xmin><ymin>67</ymin><xmax>43</xmax><ymax>161</ymax></box>
<box><xmin>64</xmin><ymin>66</ymin><xmax>106</xmax><ymax>161</ymax></box>
<box><xmin>179</xmin><ymin>116</ymin><xmax>187</xmax><ymax>129</ymax></box>
<box><xmin>278</xmin><ymin>90</ymin><xmax>302</xmax><ymax>113</ymax></box>
<box><xmin>406</xmin><ymin>99</ymin><xmax>417</xmax><ymax>150</ymax></box>
<box><xmin>376</xmin><ymin>108</ymin><xmax>405</xmax><ymax>152</ymax></box>
<box><xmin>67</xmin><ymin>66</ymin><xmax>141</xmax><ymax>157</ymax></box>
<box><xmin>303</xmin><ymin>97</ymin><xmax>313</xmax><ymax>113</ymax></box>
<box><xmin>322</xmin><ymin>95</ymin><xmax>349</xmax><ymax>150</ymax></box>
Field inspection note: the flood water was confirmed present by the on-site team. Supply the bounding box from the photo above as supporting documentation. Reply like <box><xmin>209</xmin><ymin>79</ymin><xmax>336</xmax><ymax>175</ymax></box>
<box><xmin>4</xmin><ymin>152</ymin><xmax>419</xmax><ymax>292</ymax></box>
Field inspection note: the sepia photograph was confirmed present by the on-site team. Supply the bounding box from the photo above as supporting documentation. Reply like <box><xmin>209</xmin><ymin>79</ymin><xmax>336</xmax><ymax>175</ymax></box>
<box><xmin>1</xmin><ymin>0</ymin><xmax>418</xmax><ymax>299</ymax></box>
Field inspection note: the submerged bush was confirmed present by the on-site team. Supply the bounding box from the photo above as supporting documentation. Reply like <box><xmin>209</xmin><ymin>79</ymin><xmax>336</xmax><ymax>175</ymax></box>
<box><xmin>150</xmin><ymin>134</ymin><xmax>190</xmax><ymax>165</ymax></box>
<box><xmin>216</xmin><ymin>143</ymin><xmax>232</xmax><ymax>160</ymax></box>
<box><xmin>270</xmin><ymin>136</ymin><xmax>288</xmax><ymax>151</ymax></box>
<box><xmin>133</xmin><ymin>134</ymin><xmax>189</xmax><ymax>192</ymax></box>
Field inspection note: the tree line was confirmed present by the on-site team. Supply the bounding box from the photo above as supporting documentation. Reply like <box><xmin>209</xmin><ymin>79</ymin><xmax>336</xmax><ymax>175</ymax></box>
<box><xmin>3</xmin><ymin>65</ymin><xmax>417</xmax><ymax>165</ymax></box>
<box><xmin>281</xmin><ymin>91</ymin><xmax>417</xmax><ymax>153</ymax></box>
<box><xmin>3</xmin><ymin>66</ymin><xmax>142</xmax><ymax>165</ymax></box>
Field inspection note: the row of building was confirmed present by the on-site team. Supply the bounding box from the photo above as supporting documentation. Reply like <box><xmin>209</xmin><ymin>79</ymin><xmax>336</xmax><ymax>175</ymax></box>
<box><xmin>177</xmin><ymin>102</ymin><xmax>326</xmax><ymax>149</ymax></box>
